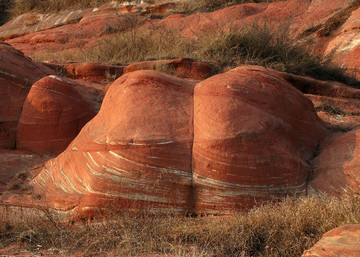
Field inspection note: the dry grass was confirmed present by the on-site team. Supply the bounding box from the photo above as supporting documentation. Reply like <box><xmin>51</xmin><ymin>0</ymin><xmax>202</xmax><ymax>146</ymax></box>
<box><xmin>3</xmin><ymin>0</ymin><xmax>282</xmax><ymax>15</ymax></box>
<box><xmin>174</xmin><ymin>0</ymin><xmax>280</xmax><ymax>14</ymax></box>
<box><xmin>32</xmin><ymin>22</ymin><xmax>357</xmax><ymax>86</ymax></box>
<box><xmin>300</xmin><ymin>0</ymin><xmax>360</xmax><ymax>38</ymax></box>
<box><xmin>6</xmin><ymin>0</ymin><xmax>126</xmax><ymax>15</ymax></box>
<box><xmin>1</xmin><ymin>195</ymin><xmax>359</xmax><ymax>256</ymax></box>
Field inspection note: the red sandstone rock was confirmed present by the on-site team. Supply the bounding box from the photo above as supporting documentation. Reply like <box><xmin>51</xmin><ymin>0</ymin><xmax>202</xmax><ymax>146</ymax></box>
<box><xmin>0</xmin><ymin>10</ymin><xmax>88</xmax><ymax>40</ymax></box>
<box><xmin>2</xmin><ymin>0</ymin><xmax>359</xmax><ymax>78</ymax></box>
<box><xmin>272</xmin><ymin>71</ymin><xmax>360</xmax><ymax>128</ymax></box>
<box><xmin>32</xmin><ymin>70</ymin><xmax>195</xmax><ymax>214</ymax></box>
<box><xmin>323</xmin><ymin>5</ymin><xmax>360</xmax><ymax>79</ymax></box>
<box><xmin>302</xmin><ymin>224</ymin><xmax>360</xmax><ymax>257</ymax></box>
<box><xmin>306</xmin><ymin>94</ymin><xmax>360</xmax><ymax>128</ymax></box>
<box><xmin>16</xmin><ymin>75</ymin><xmax>96</xmax><ymax>154</ymax></box>
<box><xmin>192</xmin><ymin>66</ymin><xmax>326</xmax><ymax>212</ymax></box>
<box><xmin>309</xmin><ymin>127</ymin><xmax>360</xmax><ymax>197</ymax></box>
<box><xmin>62</xmin><ymin>62</ymin><xmax>124</xmax><ymax>81</ymax></box>
<box><xmin>5</xmin><ymin>11</ymin><xmax>146</xmax><ymax>58</ymax></box>
<box><xmin>0</xmin><ymin>42</ymin><xmax>53</xmax><ymax>149</ymax></box>
<box><xmin>0</xmin><ymin>149</ymin><xmax>48</xmax><ymax>192</ymax></box>
<box><xmin>124</xmin><ymin>58</ymin><xmax>212</xmax><ymax>80</ymax></box>
<box><xmin>27</xmin><ymin>66</ymin><xmax>326</xmax><ymax>218</ymax></box>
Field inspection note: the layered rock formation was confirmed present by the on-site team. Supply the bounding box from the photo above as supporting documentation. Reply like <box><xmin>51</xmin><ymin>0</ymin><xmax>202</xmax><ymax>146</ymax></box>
<box><xmin>302</xmin><ymin>224</ymin><xmax>360</xmax><ymax>257</ymax></box>
<box><xmin>29</xmin><ymin>66</ymin><xmax>327</xmax><ymax>217</ymax></box>
<box><xmin>17</xmin><ymin>75</ymin><xmax>96</xmax><ymax>154</ymax></box>
<box><xmin>0</xmin><ymin>42</ymin><xmax>52</xmax><ymax>149</ymax></box>
<box><xmin>32</xmin><ymin>69</ymin><xmax>196</xmax><ymax>214</ymax></box>
<box><xmin>124</xmin><ymin>58</ymin><xmax>213</xmax><ymax>80</ymax></box>
<box><xmin>192</xmin><ymin>66</ymin><xmax>327</xmax><ymax>212</ymax></box>
<box><xmin>309</xmin><ymin>127</ymin><xmax>360</xmax><ymax>196</ymax></box>
<box><xmin>2</xmin><ymin>0</ymin><xmax>359</xmax><ymax>78</ymax></box>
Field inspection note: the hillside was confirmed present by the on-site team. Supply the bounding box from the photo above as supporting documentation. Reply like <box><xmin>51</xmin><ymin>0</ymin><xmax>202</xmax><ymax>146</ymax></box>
<box><xmin>0</xmin><ymin>0</ymin><xmax>360</xmax><ymax>256</ymax></box>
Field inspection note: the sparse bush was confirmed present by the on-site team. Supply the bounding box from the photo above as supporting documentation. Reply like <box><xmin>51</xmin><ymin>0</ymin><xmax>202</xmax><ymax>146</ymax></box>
<box><xmin>174</xmin><ymin>0</ymin><xmax>280</xmax><ymax>14</ymax></box>
<box><xmin>8</xmin><ymin>0</ymin><xmax>128</xmax><ymax>15</ymax></box>
<box><xmin>196</xmin><ymin>24</ymin><xmax>354</xmax><ymax>84</ymax></box>
<box><xmin>1</xmin><ymin>195</ymin><xmax>359</xmax><ymax>256</ymax></box>
<box><xmin>41</xmin><ymin>23</ymin><xmax>356</xmax><ymax>85</ymax></box>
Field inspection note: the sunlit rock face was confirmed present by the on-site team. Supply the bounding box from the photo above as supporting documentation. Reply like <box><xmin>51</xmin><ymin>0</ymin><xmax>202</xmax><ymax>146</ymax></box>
<box><xmin>17</xmin><ymin>75</ymin><xmax>96</xmax><ymax>154</ymax></box>
<box><xmin>309</xmin><ymin>127</ymin><xmax>360</xmax><ymax>197</ymax></box>
<box><xmin>302</xmin><ymin>224</ymin><xmax>360</xmax><ymax>257</ymax></box>
<box><xmin>0</xmin><ymin>42</ymin><xmax>53</xmax><ymax>149</ymax></box>
<box><xmin>192</xmin><ymin>66</ymin><xmax>326</xmax><ymax>212</ymax></box>
<box><xmin>31</xmin><ymin>67</ymin><xmax>326</xmax><ymax>217</ymax></box>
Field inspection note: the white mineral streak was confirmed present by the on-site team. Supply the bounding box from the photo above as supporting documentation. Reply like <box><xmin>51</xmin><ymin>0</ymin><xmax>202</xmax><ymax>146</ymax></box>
<box><xmin>157</xmin><ymin>141</ymin><xmax>173</xmax><ymax>145</ymax></box>
<box><xmin>108</xmin><ymin>151</ymin><xmax>191</xmax><ymax>177</ymax></box>
<box><xmin>340</xmin><ymin>38</ymin><xmax>360</xmax><ymax>52</ymax></box>
<box><xmin>194</xmin><ymin>173</ymin><xmax>306</xmax><ymax>192</ymax></box>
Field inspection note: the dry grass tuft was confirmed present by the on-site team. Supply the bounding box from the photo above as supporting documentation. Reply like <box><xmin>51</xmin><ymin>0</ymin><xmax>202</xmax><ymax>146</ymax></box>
<box><xmin>1</xmin><ymin>195</ymin><xmax>359</xmax><ymax>256</ymax></box>
<box><xmin>6</xmin><ymin>0</ymin><xmax>127</xmax><ymax>15</ymax></box>
<box><xmin>32</xmin><ymin>22</ymin><xmax>357</xmax><ymax>85</ymax></box>
<box><xmin>174</xmin><ymin>0</ymin><xmax>280</xmax><ymax>14</ymax></box>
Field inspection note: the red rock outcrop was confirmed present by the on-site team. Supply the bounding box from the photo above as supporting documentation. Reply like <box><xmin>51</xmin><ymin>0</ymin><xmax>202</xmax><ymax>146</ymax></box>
<box><xmin>0</xmin><ymin>42</ymin><xmax>53</xmax><ymax>149</ymax></box>
<box><xmin>28</xmin><ymin>66</ymin><xmax>326</xmax><ymax>217</ymax></box>
<box><xmin>192</xmin><ymin>66</ymin><xmax>327</xmax><ymax>212</ymax></box>
<box><xmin>124</xmin><ymin>58</ymin><xmax>213</xmax><ymax>80</ymax></box>
<box><xmin>309</xmin><ymin>127</ymin><xmax>360</xmax><ymax>197</ymax></box>
<box><xmin>2</xmin><ymin>0</ymin><xmax>359</xmax><ymax>78</ymax></box>
<box><xmin>32</xmin><ymin>70</ymin><xmax>196</xmax><ymax>214</ymax></box>
<box><xmin>0</xmin><ymin>149</ymin><xmax>48</xmax><ymax>192</ymax></box>
<box><xmin>17</xmin><ymin>75</ymin><xmax>96</xmax><ymax>154</ymax></box>
<box><xmin>302</xmin><ymin>224</ymin><xmax>360</xmax><ymax>257</ymax></box>
<box><xmin>62</xmin><ymin>62</ymin><xmax>124</xmax><ymax>82</ymax></box>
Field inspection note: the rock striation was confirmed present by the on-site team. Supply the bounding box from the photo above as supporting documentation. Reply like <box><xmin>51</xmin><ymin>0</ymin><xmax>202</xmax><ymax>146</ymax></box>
<box><xmin>16</xmin><ymin>75</ymin><xmax>96</xmax><ymax>154</ymax></box>
<box><xmin>0</xmin><ymin>42</ymin><xmax>52</xmax><ymax>149</ymax></box>
<box><xmin>30</xmin><ymin>66</ymin><xmax>327</xmax><ymax>217</ymax></box>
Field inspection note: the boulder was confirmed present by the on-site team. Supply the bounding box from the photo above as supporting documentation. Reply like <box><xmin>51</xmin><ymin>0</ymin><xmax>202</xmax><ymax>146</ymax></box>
<box><xmin>62</xmin><ymin>62</ymin><xmax>124</xmax><ymax>82</ymax></box>
<box><xmin>124</xmin><ymin>58</ymin><xmax>213</xmax><ymax>80</ymax></box>
<box><xmin>28</xmin><ymin>66</ymin><xmax>327</xmax><ymax>218</ymax></box>
<box><xmin>17</xmin><ymin>75</ymin><xmax>96</xmax><ymax>154</ymax></box>
<box><xmin>302</xmin><ymin>224</ymin><xmax>360</xmax><ymax>257</ymax></box>
<box><xmin>0</xmin><ymin>42</ymin><xmax>52</xmax><ymax>149</ymax></box>
<box><xmin>309</xmin><ymin>127</ymin><xmax>360</xmax><ymax>197</ymax></box>
<box><xmin>32</xmin><ymin>70</ymin><xmax>196</xmax><ymax>214</ymax></box>
<box><xmin>192</xmin><ymin>66</ymin><xmax>327</xmax><ymax>212</ymax></box>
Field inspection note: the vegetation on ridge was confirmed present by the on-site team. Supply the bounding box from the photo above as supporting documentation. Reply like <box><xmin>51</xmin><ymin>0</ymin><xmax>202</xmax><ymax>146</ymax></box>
<box><xmin>31</xmin><ymin>22</ymin><xmax>357</xmax><ymax>86</ymax></box>
<box><xmin>2</xmin><ymin>0</ymin><xmax>280</xmax><ymax>15</ymax></box>
<box><xmin>1</xmin><ymin>195</ymin><xmax>359</xmax><ymax>256</ymax></box>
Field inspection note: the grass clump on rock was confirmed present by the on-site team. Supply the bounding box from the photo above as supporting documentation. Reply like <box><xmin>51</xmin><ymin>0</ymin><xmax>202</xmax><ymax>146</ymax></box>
<box><xmin>6</xmin><ymin>0</ymin><xmax>120</xmax><ymax>15</ymax></box>
<box><xmin>64</xmin><ymin>23</ymin><xmax>355</xmax><ymax>85</ymax></box>
<box><xmin>175</xmin><ymin>0</ymin><xmax>280</xmax><ymax>14</ymax></box>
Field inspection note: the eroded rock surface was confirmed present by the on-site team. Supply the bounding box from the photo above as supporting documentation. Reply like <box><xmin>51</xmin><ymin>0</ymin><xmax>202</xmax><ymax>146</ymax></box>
<box><xmin>0</xmin><ymin>42</ymin><xmax>53</xmax><ymax>149</ymax></box>
<box><xmin>192</xmin><ymin>66</ymin><xmax>327</xmax><ymax>212</ymax></box>
<box><xmin>309</xmin><ymin>127</ymin><xmax>360</xmax><ymax>197</ymax></box>
<box><xmin>26</xmin><ymin>66</ymin><xmax>326</xmax><ymax>218</ymax></box>
<box><xmin>302</xmin><ymin>224</ymin><xmax>360</xmax><ymax>257</ymax></box>
<box><xmin>17</xmin><ymin>75</ymin><xmax>96</xmax><ymax>154</ymax></box>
